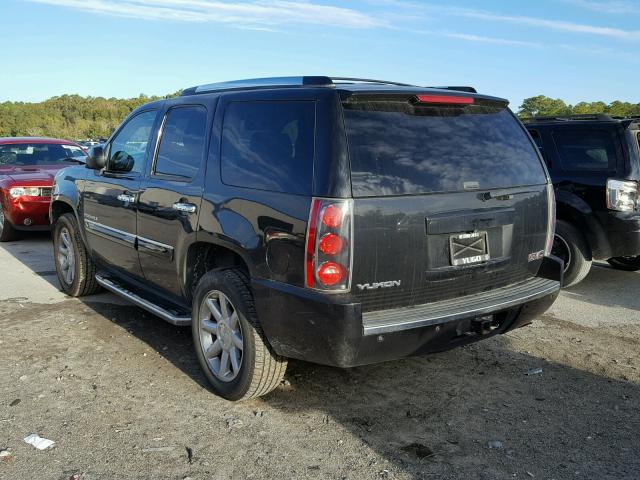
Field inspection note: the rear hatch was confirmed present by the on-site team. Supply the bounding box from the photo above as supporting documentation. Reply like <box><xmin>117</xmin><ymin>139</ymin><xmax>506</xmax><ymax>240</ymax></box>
<box><xmin>343</xmin><ymin>92</ymin><xmax>550</xmax><ymax>312</ymax></box>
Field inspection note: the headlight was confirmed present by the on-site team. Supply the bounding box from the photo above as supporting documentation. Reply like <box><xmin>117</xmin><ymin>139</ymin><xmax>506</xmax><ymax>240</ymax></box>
<box><xmin>9</xmin><ymin>187</ymin><xmax>42</xmax><ymax>198</ymax></box>
<box><xmin>607</xmin><ymin>179</ymin><xmax>638</xmax><ymax>212</ymax></box>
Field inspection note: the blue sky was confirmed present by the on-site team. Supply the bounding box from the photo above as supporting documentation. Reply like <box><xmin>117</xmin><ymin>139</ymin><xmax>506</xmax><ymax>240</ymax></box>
<box><xmin>1</xmin><ymin>0</ymin><xmax>639</xmax><ymax>109</ymax></box>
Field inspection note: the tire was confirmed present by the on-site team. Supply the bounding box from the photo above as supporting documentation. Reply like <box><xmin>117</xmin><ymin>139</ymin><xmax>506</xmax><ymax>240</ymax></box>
<box><xmin>52</xmin><ymin>213</ymin><xmax>100</xmax><ymax>297</ymax></box>
<box><xmin>0</xmin><ymin>203</ymin><xmax>17</xmax><ymax>242</ymax></box>
<box><xmin>607</xmin><ymin>256</ymin><xmax>640</xmax><ymax>271</ymax></box>
<box><xmin>192</xmin><ymin>268</ymin><xmax>287</xmax><ymax>401</ymax></box>
<box><xmin>552</xmin><ymin>220</ymin><xmax>592</xmax><ymax>288</ymax></box>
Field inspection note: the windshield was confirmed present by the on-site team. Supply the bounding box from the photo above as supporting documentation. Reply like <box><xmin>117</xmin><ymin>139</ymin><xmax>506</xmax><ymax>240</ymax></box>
<box><xmin>343</xmin><ymin>100</ymin><xmax>547</xmax><ymax>197</ymax></box>
<box><xmin>0</xmin><ymin>143</ymin><xmax>86</xmax><ymax>166</ymax></box>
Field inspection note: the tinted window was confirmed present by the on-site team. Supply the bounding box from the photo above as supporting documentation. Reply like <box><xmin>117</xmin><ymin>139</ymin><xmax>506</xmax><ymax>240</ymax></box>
<box><xmin>155</xmin><ymin>106</ymin><xmax>207</xmax><ymax>179</ymax></box>
<box><xmin>109</xmin><ymin>110</ymin><xmax>157</xmax><ymax>173</ymax></box>
<box><xmin>221</xmin><ymin>101</ymin><xmax>315</xmax><ymax>195</ymax></box>
<box><xmin>529</xmin><ymin>129</ymin><xmax>543</xmax><ymax>150</ymax></box>
<box><xmin>554</xmin><ymin>129</ymin><xmax>617</xmax><ymax>171</ymax></box>
<box><xmin>344</xmin><ymin>102</ymin><xmax>546</xmax><ymax>196</ymax></box>
<box><xmin>0</xmin><ymin>143</ymin><xmax>84</xmax><ymax>166</ymax></box>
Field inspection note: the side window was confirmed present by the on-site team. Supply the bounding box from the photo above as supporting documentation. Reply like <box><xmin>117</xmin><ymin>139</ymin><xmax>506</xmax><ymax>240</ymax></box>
<box><xmin>528</xmin><ymin>129</ymin><xmax>543</xmax><ymax>150</ymax></box>
<box><xmin>108</xmin><ymin>110</ymin><xmax>157</xmax><ymax>173</ymax></box>
<box><xmin>553</xmin><ymin>129</ymin><xmax>618</xmax><ymax>172</ymax></box>
<box><xmin>221</xmin><ymin>100</ymin><xmax>315</xmax><ymax>195</ymax></box>
<box><xmin>154</xmin><ymin>106</ymin><xmax>207</xmax><ymax>179</ymax></box>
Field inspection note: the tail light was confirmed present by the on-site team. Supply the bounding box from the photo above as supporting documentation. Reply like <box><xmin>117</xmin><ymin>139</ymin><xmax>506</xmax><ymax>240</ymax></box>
<box><xmin>544</xmin><ymin>183</ymin><xmax>556</xmax><ymax>256</ymax></box>
<box><xmin>305</xmin><ymin>198</ymin><xmax>353</xmax><ymax>292</ymax></box>
<box><xmin>607</xmin><ymin>179</ymin><xmax>639</xmax><ymax>212</ymax></box>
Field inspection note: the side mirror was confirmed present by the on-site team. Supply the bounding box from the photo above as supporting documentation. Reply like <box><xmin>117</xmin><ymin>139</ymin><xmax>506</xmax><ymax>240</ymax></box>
<box><xmin>86</xmin><ymin>145</ymin><xmax>107</xmax><ymax>170</ymax></box>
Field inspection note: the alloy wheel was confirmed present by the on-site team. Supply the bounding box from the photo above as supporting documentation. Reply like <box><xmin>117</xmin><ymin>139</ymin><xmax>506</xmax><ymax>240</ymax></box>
<box><xmin>198</xmin><ymin>290</ymin><xmax>244</xmax><ymax>382</ymax></box>
<box><xmin>0</xmin><ymin>206</ymin><xmax>4</xmax><ymax>235</ymax></box>
<box><xmin>57</xmin><ymin>227</ymin><xmax>76</xmax><ymax>285</ymax></box>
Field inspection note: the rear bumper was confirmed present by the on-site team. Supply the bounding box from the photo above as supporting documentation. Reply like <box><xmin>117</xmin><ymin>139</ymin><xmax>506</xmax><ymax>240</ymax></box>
<box><xmin>253</xmin><ymin>255</ymin><xmax>562</xmax><ymax>368</ymax></box>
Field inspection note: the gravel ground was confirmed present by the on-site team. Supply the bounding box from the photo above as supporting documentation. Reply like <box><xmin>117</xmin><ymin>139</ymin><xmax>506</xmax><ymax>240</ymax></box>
<box><xmin>1</xmin><ymin>235</ymin><xmax>639</xmax><ymax>480</ymax></box>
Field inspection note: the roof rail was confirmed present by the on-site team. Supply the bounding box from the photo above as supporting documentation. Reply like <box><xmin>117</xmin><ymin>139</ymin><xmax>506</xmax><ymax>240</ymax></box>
<box><xmin>330</xmin><ymin>77</ymin><xmax>416</xmax><ymax>87</ymax></box>
<box><xmin>524</xmin><ymin>114</ymin><xmax>615</xmax><ymax>122</ymax></box>
<box><xmin>182</xmin><ymin>76</ymin><xmax>334</xmax><ymax>95</ymax></box>
<box><xmin>429</xmin><ymin>86</ymin><xmax>477</xmax><ymax>93</ymax></box>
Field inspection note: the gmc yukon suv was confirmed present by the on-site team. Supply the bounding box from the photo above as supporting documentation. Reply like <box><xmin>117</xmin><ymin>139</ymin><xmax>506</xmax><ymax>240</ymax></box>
<box><xmin>51</xmin><ymin>77</ymin><xmax>562</xmax><ymax>401</ymax></box>
<box><xmin>525</xmin><ymin>115</ymin><xmax>640</xmax><ymax>287</ymax></box>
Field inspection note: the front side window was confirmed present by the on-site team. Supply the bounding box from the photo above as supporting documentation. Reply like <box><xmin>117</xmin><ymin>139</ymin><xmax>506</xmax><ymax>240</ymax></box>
<box><xmin>154</xmin><ymin>106</ymin><xmax>207</xmax><ymax>179</ymax></box>
<box><xmin>221</xmin><ymin>100</ymin><xmax>315</xmax><ymax>195</ymax></box>
<box><xmin>553</xmin><ymin>129</ymin><xmax>618</xmax><ymax>172</ymax></box>
<box><xmin>0</xmin><ymin>143</ymin><xmax>85</xmax><ymax>166</ymax></box>
<box><xmin>108</xmin><ymin>110</ymin><xmax>157</xmax><ymax>173</ymax></box>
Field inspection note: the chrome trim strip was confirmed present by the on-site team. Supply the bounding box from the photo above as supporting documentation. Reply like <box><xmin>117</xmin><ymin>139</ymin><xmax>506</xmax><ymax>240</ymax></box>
<box><xmin>362</xmin><ymin>277</ymin><xmax>560</xmax><ymax>336</ymax></box>
<box><xmin>95</xmin><ymin>275</ymin><xmax>191</xmax><ymax>326</ymax></box>
<box><xmin>137</xmin><ymin>235</ymin><xmax>174</xmax><ymax>260</ymax></box>
<box><xmin>84</xmin><ymin>219</ymin><xmax>136</xmax><ymax>246</ymax></box>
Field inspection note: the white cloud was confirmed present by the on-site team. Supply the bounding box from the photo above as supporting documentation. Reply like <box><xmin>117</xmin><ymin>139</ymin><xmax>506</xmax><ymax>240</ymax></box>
<box><xmin>441</xmin><ymin>32</ymin><xmax>542</xmax><ymax>48</ymax></box>
<box><xmin>562</xmin><ymin>0</ymin><xmax>640</xmax><ymax>14</ymax></box>
<box><xmin>27</xmin><ymin>0</ymin><xmax>384</xmax><ymax>28</ymax></box>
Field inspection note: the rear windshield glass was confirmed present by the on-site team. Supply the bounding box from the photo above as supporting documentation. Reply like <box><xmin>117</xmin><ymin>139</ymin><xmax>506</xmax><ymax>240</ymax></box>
<box><xmin>343</xmin><ymin>100</ymin><xmax>546</xmax><ymax>196</ymax></box>
<box><xmin>0</xmin><ymin>143</ymin><xmax>85</xmax><ymax>166</ymax></box>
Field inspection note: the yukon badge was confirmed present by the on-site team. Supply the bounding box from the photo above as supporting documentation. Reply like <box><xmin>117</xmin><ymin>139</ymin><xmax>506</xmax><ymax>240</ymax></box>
<box><xmin>357</xmin><ymin>280</ymin><xmax>402</xmax><ymax>291</ymax></box>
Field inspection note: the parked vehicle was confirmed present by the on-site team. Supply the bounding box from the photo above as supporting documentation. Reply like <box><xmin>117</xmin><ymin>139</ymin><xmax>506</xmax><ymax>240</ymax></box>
<box><xmin>0</xmin><ymin>137</ymin><xmax>86</xmax><ymax>241</ymax></box>
<box><xmin>51</xmin><ymin>76</ymin><xmax>562</xmax><ymax>400</ymax></box>
<box><xmin>525</xmin><ymin>115</ymin><xmax>640</xmax><ymax>287</ymax></box>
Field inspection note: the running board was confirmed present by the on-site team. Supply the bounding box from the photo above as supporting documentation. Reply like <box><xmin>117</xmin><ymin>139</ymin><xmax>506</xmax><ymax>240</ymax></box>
<box><xmin>95</xmin><ymin>274</ymin><xmax>191</xmax><ymax>326</ymax></box>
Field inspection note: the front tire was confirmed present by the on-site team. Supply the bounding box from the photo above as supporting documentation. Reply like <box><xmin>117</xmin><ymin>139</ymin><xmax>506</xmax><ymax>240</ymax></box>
<box><xmin>607</xmin><ymin>256</ymin><xmax>640</xmax><ymax>271</ymax></box>
<box><xmin>192</xmin><ymin>269</ymin><xmax>287</xmax><ymax>401</ymax></box>
<box><xmin>0</xmin><ymin>203</ymin><xmax>17</xmax><ymax>242</ymax></box>
<box><xmin>53</xmin><ymin>213</ymin><xmax>100</xmax><ymax>296</ymax></box>
<box><xmin>552</xmin><ymin>220</ymin><xmax>592</xmax><ymax>288</ymax></box>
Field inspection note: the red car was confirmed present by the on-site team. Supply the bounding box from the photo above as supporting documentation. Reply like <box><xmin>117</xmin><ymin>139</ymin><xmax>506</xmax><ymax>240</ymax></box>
<box><xmin>0</xmin><ymin>137</ymin><xmax>87</xmax><ymax>241</ymax></box>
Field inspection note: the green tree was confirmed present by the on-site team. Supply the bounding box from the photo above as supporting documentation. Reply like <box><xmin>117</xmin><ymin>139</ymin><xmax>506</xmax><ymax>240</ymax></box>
<box><xmin>518</xmin><ymin>95</ymin><xmax>572</xmax><ymax>118</ymax></box>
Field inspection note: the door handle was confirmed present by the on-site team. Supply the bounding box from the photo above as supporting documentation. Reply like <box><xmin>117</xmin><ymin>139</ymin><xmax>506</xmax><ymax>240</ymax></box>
<box><xmin>172</xmin><ymin>202</ymin><xmax>197</xmax><ymax>214</ymax></box>
<box><xmin>117</xmin><ymin>193</ymin><xmax>136</xmax><ymax>203</ymax></box>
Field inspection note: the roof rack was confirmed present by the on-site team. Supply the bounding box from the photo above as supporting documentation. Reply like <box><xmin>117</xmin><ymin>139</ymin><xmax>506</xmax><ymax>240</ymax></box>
<box><xmin>523</xmin><ymin>114</ymin><xmax>616</xmax><ymax>122</ymax></box>
<box><xmin>181</xmin><ymin>76</ymin><xmax>478</xmax><ymax>96</ymax></box>
<box><xmin>428</xmin><ymin>86</ymin><xmax>477</xmax><ymax>93</ymax></box>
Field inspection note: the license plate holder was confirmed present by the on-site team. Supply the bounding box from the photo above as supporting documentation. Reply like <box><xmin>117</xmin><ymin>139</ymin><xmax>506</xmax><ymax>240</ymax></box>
<box><xmin>449</xmin><ymin>231</ymin><xmax>490</xmax><ymax>266</ymax></box>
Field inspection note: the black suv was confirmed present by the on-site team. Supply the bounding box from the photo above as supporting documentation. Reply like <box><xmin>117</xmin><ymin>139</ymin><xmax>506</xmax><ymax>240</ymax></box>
<box><xmin>525</xmin><ymin>115</ymin><xmax>640</xmax><ymax>287</ymax></box>
<box><xmin>51</xmin><ymin>77</ymin><xmax>562</xmax><ymax>401</ymax></box>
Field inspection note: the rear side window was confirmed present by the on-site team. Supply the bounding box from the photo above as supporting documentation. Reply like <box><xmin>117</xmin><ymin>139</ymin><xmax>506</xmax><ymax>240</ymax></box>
<box><xmin>553</xmin><ymin>129</ymin><xmax>617</xmax><ymax>172</ymax></box>
<box><xmin>221</xmin><ymin>101</ymin><xmax>315</xmax><ymax>195</ymax></box>
<box><xmin>155</xmin><ymin>106</ymin><xmax>207</xmax><ymax>179</ymax></box>
<box><xmin>344</xmin><ymin>101</ymin><xmax>546</xmax><ymax>197</ymax></box>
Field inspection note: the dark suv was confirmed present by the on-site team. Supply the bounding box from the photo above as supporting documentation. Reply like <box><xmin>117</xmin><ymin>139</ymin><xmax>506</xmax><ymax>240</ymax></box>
<box><xmin>51</xmin><ymin>76</ymin><xmax>562</xmax><ymax>401</ymax></box>
<box><xmin>525</xmin><ymin>115</ymin><xmax>640</xmax><ymax>287</ymax></box>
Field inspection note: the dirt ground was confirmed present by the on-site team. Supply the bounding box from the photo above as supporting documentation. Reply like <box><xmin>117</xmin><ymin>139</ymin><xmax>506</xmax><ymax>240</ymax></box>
<box><xmin>1</xmin><ymin>235</ymin><xmax>639</xmax><ymax>480</ymax></box>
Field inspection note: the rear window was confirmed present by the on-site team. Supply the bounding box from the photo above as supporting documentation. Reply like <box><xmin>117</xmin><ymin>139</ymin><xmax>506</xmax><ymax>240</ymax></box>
<box><xmin>343</xmin><ymin>100</ymin><xmax>546</xmax><ymax>197</ymax></box>
<box><xmin>221</xmin><ymin>100</ymin><xmax>315</xmax><ymax>195</ymax></box>
<box><xmin>553</xmin><ymin>129</ymin><xmax>618</xmax><ymax>172</ymax></box>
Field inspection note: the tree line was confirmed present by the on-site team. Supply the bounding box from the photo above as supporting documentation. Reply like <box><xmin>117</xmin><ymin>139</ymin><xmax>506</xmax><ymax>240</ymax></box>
<box><xmin>0</xmin><ymin>93</ymin><xmax>638</xmax><ymax>140</ymax></box>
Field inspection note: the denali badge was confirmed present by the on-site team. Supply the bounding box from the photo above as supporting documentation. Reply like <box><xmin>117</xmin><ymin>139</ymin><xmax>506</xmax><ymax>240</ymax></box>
<box><xmin>357</xmin><ymin>280</ymin><xmax>401</xmax><ymax>291</ymax></box>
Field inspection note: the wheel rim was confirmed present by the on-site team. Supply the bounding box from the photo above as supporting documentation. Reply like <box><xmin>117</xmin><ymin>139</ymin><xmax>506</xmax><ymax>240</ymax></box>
<box><xmin>57</xmin><ymin>227</ymin><xmax>75</xmax><ymax>285</ymax></box>
<box><xmin>198</xmin><ymin>290</ymin><xmax>244</xmax><ymax>383</ymax></box>
<box><xmin>0</xmin><ymin>205</ymin><xmax>5</xmax><ymax>234</ymax></box>
<box><xmin>552</xmin><ymin>234</ymin><xmax>572</xmax><ymax>274</ymax></box>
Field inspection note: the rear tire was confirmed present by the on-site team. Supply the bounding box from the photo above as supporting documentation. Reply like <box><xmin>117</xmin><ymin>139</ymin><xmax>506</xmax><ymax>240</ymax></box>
<box><xmin>607</xmin><ymin>256</ymin><xmax>640</xmax><ymax>271</ymax></box>
<box><xmin>552</xmin><ymin>220</ymin><xmax>592</xmax><ymax>288</ymax></box>
<box><xmin>0</xmin><ymin>204</ymin><xmax>17</xmax><ymax>242</ymax></box>
<box><xmin>53</xmin><ymin>213</ymin><xmax>100</xmax><ymax>297</ymax></box>
<box><xmin>192</xmin><ymin>268</ymin><xmax>287</xmax><ymax>401</ymax></box>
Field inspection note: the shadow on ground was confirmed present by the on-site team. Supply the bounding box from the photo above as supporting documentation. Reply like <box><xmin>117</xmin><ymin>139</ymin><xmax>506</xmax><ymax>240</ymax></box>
<box><xmin>2</xmin><ymin>238</ymin><xmax>639</xmax><ymax>479</ymax></box>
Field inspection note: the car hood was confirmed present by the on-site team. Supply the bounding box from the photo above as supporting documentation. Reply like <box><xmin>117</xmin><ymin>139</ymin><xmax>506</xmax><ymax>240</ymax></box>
<box><xmin>0</xmin><ymin>165</ymin><xmax>65</xmax><ymax>184</ymax></box>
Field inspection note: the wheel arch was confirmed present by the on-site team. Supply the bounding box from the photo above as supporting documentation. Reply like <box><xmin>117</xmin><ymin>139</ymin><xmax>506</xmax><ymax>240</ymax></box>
<box><xmin>183</xmin><ymin>240</ymin><xmax>253</xmax><ymax>303</ymax></box>
<box><xmin>554</xmin><ymin>191</ymin><xmax>609</xmax><ymax>259</ymax></box>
